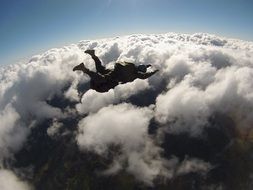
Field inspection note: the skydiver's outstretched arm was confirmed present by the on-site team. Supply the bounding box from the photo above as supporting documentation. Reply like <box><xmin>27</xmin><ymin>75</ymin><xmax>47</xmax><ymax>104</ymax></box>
<box><xmin>136</xmin><ymin>70</ymin><xmax>158</xmax><ymax>79</ymax></box>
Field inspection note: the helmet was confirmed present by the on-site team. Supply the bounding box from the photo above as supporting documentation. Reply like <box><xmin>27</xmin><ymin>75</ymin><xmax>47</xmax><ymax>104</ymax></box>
<box><xmin>137</xmin><ymin>64</ymin><xmax>147</xmax><ymax>73</ymax></box>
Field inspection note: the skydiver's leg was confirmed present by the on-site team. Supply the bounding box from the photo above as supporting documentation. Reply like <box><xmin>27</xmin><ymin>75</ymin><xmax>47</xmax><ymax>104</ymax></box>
<box><xmin>85</xmin><ymin>50</ymin><xmax>111</xmax><ymax>75</ymax></box>
<box><xmin>73</xmin><ymin>62</ymin><xmax>111</xmax><ymax>92</ymax></box>
<box><xmin>73</xmin><ymin>62</ymin><xmax>98</xmax><ymax>79</ymax></box>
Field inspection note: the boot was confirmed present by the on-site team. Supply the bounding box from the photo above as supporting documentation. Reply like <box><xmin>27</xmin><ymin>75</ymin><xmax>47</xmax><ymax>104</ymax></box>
<box><xmin>73</xmin><ymin>63</ymin><xmax>85</xmax><ymax>71</ymax></box>
<box><xmin>84</xmin><ymin>49</ymin><xmax>95</xmax><ymax>56</ymax></box>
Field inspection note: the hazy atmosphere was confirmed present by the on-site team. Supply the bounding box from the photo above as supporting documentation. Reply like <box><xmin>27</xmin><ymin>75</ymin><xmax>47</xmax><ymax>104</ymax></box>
<box><xmin>1</xmin><ymin>1</ymin><xmax>253</xmax><ymax>190</ymax></box>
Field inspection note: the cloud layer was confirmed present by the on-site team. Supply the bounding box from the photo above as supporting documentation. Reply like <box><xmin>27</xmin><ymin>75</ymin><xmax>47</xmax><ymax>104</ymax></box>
<box><xmin>0</xmin><ymin>32</ymin><xmax>253</xmax><ymax>188</ymax></box>
<box><xmin>0</xmin><ymin>170</ymin><xmax>31</xmax><ymax>190</ymax></box>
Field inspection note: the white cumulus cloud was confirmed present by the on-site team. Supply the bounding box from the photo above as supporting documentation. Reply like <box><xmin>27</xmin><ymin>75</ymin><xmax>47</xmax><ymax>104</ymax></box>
<box><xmin>0</xmin><ymin>32</ymin><xmax>253</xmax><ymax>187</ymax></box>
<box><xmin>0</xmin><ymin>169</ymin><xmax>32</xmax><ymax>190</ymax></box>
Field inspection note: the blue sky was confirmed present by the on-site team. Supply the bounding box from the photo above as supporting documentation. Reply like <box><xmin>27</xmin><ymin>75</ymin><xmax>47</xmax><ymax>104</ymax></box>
<box><xmin>1</xmin><ymin>0</ymin><xmax>253</xmax><ymax>65</ymax></box>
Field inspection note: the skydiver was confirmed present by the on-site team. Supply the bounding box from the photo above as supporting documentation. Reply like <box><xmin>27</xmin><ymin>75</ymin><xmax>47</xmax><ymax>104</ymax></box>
<box><xmin>73</xmin><ymin>50</ymin><xmax>158</xmax><ymax>93</ymax></box>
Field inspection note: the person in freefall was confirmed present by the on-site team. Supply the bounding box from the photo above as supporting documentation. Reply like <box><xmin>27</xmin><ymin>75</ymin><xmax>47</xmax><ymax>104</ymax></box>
<box><xmin>73</xmin><ymin>50</ymin><xmax>158</xmax><ymax>92</ymax></box>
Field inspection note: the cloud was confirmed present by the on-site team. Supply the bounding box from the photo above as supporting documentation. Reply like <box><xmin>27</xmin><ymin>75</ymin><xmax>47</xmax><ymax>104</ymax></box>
<box><xmin>76</xmin><ymin>78</ymin><xmax>149</xmax><ymax>114</ymax></box>
<box><xmin>0</xmin><ymin>169</ymin><xmax>32</xmax><ymax>190</ymax></box>
<box><xmin>0</xmin><ymin>32</ymin><xmax>253</xmax><ymax>187</ymax></box>
<box><xmin>77</xmin><ymin>103</ymin><xmax>152</xmax><ymax>153</ymax></box>
<box><xmin>0</xmin><ymin>104</ymin><xmax>29</xmax><ymax>163</ymax></box>
<box><xmin>77</xmin><ymin>103</ymin><xmax>170</xmax><ymax>185</ymax></box>
<box><xmin>0</xmin><ymin>45</ymin><xmax>85</xmax><ymax>188</ymax></box>
<box><xmin>155</xmin><ymin>82</ymin><xmax>210</xmax><ymax>136</ymax></box>
<box><xmin>175</xmin><ymin>157</ymin><xmax>211</xmax><ymax>176</ymax></box>
<box><xmin>0</xmin><ymin>45</ymin><xmax>84</xmax><ymax>158</ymax></box>
<box><xmin>47</xmin><ymin>118</ymin><xmax>63</xmax><ymax>137</ymax></box>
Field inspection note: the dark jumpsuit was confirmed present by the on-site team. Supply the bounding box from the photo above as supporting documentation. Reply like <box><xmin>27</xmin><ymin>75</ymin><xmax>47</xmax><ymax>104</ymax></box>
<box><xmin>83</xmin><ymin>54</ymin><xmax>156</xmax><ymax>92</ymax></box>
